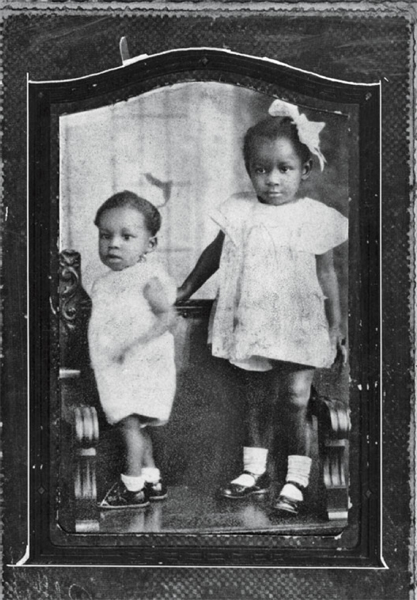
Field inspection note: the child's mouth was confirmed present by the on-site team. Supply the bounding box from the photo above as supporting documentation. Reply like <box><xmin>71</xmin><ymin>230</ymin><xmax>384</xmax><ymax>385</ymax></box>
<box><xmin>107</xmin><ymin>254</ymin><xmax>122</xmax><ymax>261</ymax></box>
<box><xmin>264</xmin><ymin>193</ymin><xmax>284</xmax><ymax>202</ymax></box>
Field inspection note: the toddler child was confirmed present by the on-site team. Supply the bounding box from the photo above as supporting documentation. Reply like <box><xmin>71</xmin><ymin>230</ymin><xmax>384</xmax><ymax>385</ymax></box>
<box><xmin>88</xmin><ymin>191</ymin><xmax>176</xmax><ymax>509</ymax></box>
<box><xmin>177</xmin><ymin>100</ymin><xmax>348</xmax><ymax>515</ymax></box>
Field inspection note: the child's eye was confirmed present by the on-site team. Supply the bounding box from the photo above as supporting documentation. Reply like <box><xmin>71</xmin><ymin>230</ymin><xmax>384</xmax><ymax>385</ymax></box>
<box><xmin>99</xmin><ymin>232</ymin><xmax>110</xmax><ymax>239</ymax></box>
<box><xmin>123</xmin><ymin>234</ymin><xmax>133</xmax><ymax>241</ymax></box>
<box><xmin>280</xmin><ymin>166</ymin><xmax>291</xmax><ymax>173</ymax></box>
<box><xmin>254</xmin><ymin>166</ymin><xmax>266</xmax><ymax>174</ymax></box>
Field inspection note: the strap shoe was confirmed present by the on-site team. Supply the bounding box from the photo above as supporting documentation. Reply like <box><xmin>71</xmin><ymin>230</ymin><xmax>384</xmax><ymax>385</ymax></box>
<box><xmin>220</xmin><ymin>471</ymin><xmax>270</xmax><ymax>499</ymax></box>
<box><xmin>145</xmin><ymin>478</ymin><xmax>167</xmax><ymax>501</ymax></box>
<box><xmin>99</xmin><ymin>480</ymin><xmax>150</xmax><ymax>509</ymax></box>
<box><xmin>274</xmin><ymin>481</ymin><xmax>306</xmax><ymax>516</ymax></box>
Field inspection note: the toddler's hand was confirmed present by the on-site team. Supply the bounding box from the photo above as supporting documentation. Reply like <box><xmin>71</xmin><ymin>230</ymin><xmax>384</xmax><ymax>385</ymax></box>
<box><xmin>114</xmin><ymin>351</ymin><xmax>126</xmax><ymax>365</ymax></box>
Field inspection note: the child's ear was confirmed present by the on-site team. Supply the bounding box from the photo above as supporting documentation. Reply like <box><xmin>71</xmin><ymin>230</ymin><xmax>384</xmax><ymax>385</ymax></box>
<box><xmin>301</xmin><ymin>159</ymin><xmax>313</xmax><ymax>180</ymax></box>
<box><xmin>147</xmin><ymin>236</ymin><xmax>158</xmax><ymax>253</ymax></box>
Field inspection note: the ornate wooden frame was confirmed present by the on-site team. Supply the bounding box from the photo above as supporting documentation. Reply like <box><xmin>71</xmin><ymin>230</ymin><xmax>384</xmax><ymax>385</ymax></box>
<box><xmin>25</xmin><ymin>46</ymin><xmax>380</xmax><ymax>566</ymax></box>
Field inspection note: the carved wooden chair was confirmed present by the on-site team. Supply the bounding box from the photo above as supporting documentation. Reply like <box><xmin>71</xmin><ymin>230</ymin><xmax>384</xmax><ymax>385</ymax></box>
<box><xmin>58</xmin><ymin>250</ymin><xmax>99</xmax><ymax>531</ymax></box>
<box><xmin>311</xmin><ymin>389</ymin><xmax>351</xmax><ymax>520</ymax></box>
<box><xmin>58</xmin><ymin>249</ymin><xmax>351</xmax><ymax>528</ymax></box>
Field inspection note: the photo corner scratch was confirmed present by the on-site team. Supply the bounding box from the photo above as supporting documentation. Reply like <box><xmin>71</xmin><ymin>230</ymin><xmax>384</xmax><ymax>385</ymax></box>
<box><xmin>120</xmin><ymin>36</ymin><xmax>148</xmax><ymax>67</ymax></box>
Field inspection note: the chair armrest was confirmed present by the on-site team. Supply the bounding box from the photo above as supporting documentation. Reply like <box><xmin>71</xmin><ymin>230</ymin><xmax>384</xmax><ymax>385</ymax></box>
<box><xmin>311</xmin><ymin>392</ymin><xmax>351</xmax><ymax>522</ymax></box>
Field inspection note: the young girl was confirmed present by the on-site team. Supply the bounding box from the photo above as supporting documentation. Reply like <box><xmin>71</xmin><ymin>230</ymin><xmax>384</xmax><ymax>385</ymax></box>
<box><xmin>88</xmin><ymin>191</ymin><xmax>176</xmax><ymax>509</ymax></box>
<box><xmin>177</xmin><ymin>100</ymin><xmax>348</xmax><ymax>515</ymax></box>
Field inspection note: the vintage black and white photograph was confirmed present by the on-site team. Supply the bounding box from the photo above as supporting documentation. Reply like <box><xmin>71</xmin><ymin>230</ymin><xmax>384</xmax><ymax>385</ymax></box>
<box><xmin>2</xmin><ymin>4</ymin><xmax>414</xmax><ymax>599</ymax></box>
<box><xmin>56</xmin><ymin>67</ymin><xmax>353</xmax><ymax>536</ymax></box>
<box><xmin>30</xmin><ymin>44</ymin><xmax>378</xmax><ymax>563</ymax></box>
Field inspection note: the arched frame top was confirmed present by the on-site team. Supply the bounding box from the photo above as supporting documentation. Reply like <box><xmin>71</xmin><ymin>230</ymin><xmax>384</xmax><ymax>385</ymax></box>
<box><xmin>29</xmin><ymin>46</ymin><xmax>380</xmax><ymax>106</ymax></box>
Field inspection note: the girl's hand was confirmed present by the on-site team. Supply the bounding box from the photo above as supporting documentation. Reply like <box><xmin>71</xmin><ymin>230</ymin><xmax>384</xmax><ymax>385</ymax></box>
<box><xmin>330</xmin><ymin>326</ymin><xmax>348</xmax><ymax>368</ymax></box>
<box><xmin>176</xmin><ymin>283</ymin><xmax>192</xmax><ymax>303</ymax></box>
<box><xmin>176</xmin><ymin>231</ymin><xmax>225</xmax><ymax>303</ymax></box>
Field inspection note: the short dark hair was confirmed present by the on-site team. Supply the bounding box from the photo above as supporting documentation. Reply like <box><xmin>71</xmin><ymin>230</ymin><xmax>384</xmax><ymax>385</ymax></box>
<box><xmin>94</xmin><ymin>190</ymin><xmax>161</xmax><ymax>236</ymax></box>
<box><xmin>243</xmin><ymin>116</ymin><xmax>312</xmax><ymax>174</ymax></box>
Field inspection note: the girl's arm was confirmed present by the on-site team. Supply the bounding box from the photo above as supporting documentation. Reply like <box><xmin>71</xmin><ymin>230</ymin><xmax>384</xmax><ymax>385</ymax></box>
<box><xmin>177</xmin><ymin>231</ymin><xmax>225</xmax><ymax>301</ymax></box>
<box><xmin>316</xmin><ymin>249</ymin><xmax>348</xmax><ymax>366</ymax></box>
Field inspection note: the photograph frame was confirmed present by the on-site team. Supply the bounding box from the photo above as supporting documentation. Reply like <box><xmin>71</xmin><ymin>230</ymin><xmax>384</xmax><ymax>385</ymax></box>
<box><xmin>2</xmin><ymin>3</ymin><xmax>414</xmax><ymax>598</ymax></box>
<box><xmin>30</xmin><ymin>45</ymin><xmax>378</xmax><ymax>566</ymax></box>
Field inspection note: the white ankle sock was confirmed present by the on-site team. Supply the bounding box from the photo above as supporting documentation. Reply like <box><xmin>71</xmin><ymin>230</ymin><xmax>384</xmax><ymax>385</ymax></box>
<box><xmin>280</xmin><ymin>483</ymin><xmax>303</xmax><ymax>502</ymax></box>
<box><xmin>286</xmin><ymin>455</ymin><xmax>312</xmax><ymax>489</ymax></box>
<box><xmin>141</xmin><ymin>467</ymin><xmax>161</xmax><ymax>484</ymax></box>
<box><xmin>243</xmin><ymin>446</ymin><xmax>268</xmax><ymax>475</ymax></box>
<box><xmin>121</xmin><ymin>473</ymin><xmax>145</xmax><ymax>492</ymax></box>
<box><xmin>281</xmin><ymin>455</ymin><xmax>312</xmax><ymax>501</ymax></box>
<box><xmin>231</xmin><ymin>473</ymin><xmax>258</xmax><ymax>486</ymax></box>
<box><xmin>231</xmin><ymin>447</ymin><xmax>268</xmax><ymax>486</ymax></box>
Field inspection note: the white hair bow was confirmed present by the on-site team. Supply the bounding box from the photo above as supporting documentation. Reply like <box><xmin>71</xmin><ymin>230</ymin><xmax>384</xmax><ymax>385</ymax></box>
<box><xmin>268</xmin><ymin>99</ymin><xmax>327</xmax><ymax>171</ymax></box>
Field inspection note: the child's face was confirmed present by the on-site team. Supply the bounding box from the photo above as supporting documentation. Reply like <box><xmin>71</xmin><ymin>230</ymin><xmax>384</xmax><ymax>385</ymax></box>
<box><xmin>248</xmin><ymin>136</ymin><xmax>311</xmax><ymax>206</ymax></box>
<box><xmin>97</xmin><ymin>206</ymin><xmax>155</xmax><ymax>271</ymax></box>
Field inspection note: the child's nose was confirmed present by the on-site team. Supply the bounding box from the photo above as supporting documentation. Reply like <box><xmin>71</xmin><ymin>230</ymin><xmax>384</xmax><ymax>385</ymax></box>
<box><xmin>267</xmin><ymin>169</ymin><xmax>281</xmax><ymax>185</ymax></box>
<box><xmin>109</xmin><ymin>237</ymin><xmax>120</xmax><ymax>248</ymax></box>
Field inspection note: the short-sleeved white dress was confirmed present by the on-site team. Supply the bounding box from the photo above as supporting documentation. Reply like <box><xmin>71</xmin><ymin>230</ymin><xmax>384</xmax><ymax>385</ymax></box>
<box><xmin>210</xmin><ymin>192</ymin><xmax>348</xmax><ymax>372</ymax></box>
<box><xmin>88</xmin><ymin>260</ymin><xmax>176</xmax><ymax>425</ymax></box>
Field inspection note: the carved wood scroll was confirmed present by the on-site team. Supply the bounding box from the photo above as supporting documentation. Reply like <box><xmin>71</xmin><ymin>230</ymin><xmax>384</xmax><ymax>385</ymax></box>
<box><xmin>311</xmin><ymin>391</ymin><xmax>351</xmax><ymax>521</ymax></box>
<box><xmin>59</xmin><ymin>250</ymin><xmax>99</xmax><ymax>530</ymax></box>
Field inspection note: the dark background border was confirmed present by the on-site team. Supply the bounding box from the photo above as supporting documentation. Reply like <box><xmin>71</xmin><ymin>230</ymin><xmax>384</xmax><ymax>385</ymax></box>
<box><xmin>2</xmin><ymin>5</ymin><xmax>414</xmax><ymax>599</ymax></box>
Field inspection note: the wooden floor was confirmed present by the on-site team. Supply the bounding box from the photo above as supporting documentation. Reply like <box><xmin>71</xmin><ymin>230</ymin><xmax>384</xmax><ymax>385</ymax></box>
<box><xmin>59</xmin><ymin>419</ymin><xmax>348</xmax><ymax>535</ymax></box>
<box><xmin>65</xmin><ymin>482</ymin><xmax>346</xmax><ymax>535</ymax></box>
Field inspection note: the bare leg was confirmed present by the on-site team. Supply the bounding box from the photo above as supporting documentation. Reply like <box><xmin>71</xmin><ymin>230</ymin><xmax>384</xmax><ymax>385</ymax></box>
<box><xmin>221</xmin><ymin>371</ymin><xmax>271</xmax><ymax>497</ymax></box>
<box><xmin>243</xmin><ymin>371</ymin><xmax>273</xmax><ymax>449</ymax></box>
<box><xmin>272</xmin><ymin>364</ymin><xmax>315</xmax><ymax>457</ymax></box>
<box><xmin>100</xmin><ymin>414</ymin><xmax>151</xmax><ymax>507</ymax></box>
<box><xmin>142</xmin><ymin>428</ymin><xmax>156</xmax><ymax>469</ymax></box>
<box><xmin>141</xmin><ymin>427</ymin><xmax>167</xmax><ymax>500</ymax></box>
<box><xmin>118</xmin><ymin>415</ymin><xmax>147</xmax><ymax>476</ymax></box>
<box><xmin>271</xmin><ymin>364</ymin><xmax>315</xmax><ymax>511</ymax></box>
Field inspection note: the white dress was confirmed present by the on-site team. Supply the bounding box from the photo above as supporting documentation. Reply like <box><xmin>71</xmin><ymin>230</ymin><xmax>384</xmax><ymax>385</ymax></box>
<box><xmin>88</xmin><ymin>261</ymin><xmax>176</xmax><ymax>425</ymax></box>
<box><xmin>210</xmin><ymin>192</ymin><xmax>348</xmax><ymax>371</ymax></box>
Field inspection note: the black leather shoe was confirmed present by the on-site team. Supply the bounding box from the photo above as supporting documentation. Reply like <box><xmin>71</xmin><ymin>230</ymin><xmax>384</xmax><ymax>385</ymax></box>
<box><xmin>99</xmin><ymin>480</ymin><xmax>150</xmax><ymax>509</ymax></box>
<box><xmin>145</xmin><ymin>479</ymin><xmax>167</xmax><ymax>501</ymax></box>
<box><xmin>220</xmin><ymin>471</ymin><xmax>270</xmax><ymax>499</ymax></box>
<box><xmin>274</xmin><ymin>481</ymin><xmax>305</xmax><ymax>516</ymax></box>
